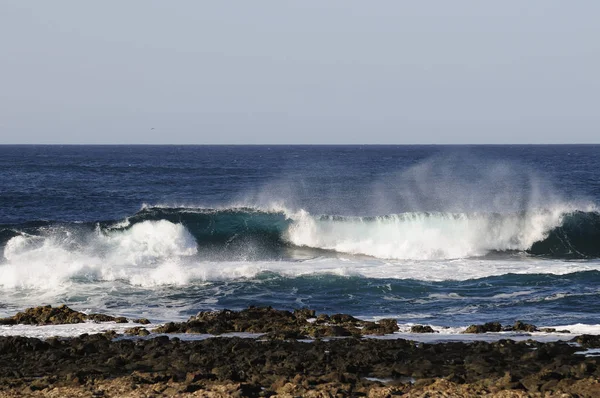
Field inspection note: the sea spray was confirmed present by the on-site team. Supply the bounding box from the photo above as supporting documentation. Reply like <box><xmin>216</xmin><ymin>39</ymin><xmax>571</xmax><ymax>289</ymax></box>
<box><xmin>286</xmin><ymin>208</ymin><xmax>568</xmax><ymax>260</ymax></box>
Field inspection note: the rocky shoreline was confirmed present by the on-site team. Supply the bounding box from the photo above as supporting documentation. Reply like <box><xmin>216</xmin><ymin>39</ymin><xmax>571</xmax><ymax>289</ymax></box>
<box><xmin>1</xmin><ymin>306</ymin><xmax>599</xmax><ymax>397</ymax></box>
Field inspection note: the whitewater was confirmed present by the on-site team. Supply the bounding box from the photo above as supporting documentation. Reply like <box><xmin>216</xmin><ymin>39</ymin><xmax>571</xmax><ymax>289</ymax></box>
<box><xmin>2</xmin><ymin>204</ymin><xmax>599</xmax><ymax>287</ymax></box>
<box><xmin>1</xmin><ymin>145</ymin><xmax>599</xmax><ymax>331</ymax></box>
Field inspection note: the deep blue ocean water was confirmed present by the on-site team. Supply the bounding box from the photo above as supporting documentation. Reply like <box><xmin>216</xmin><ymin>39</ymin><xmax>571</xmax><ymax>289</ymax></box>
<box><xmin>1</xmin><ymin>145</ymin><xmax>599</xmax><ymax>329</ymax></box>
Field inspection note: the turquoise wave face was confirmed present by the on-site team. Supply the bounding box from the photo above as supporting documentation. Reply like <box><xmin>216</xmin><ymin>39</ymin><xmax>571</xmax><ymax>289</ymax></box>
<box><xmin>528</xmin><ymin>211</ymin><xmax>600</xmax><ymax>258</ymax></box>
<box><xmin>3</xmin><ymin>207</ymin><xmax>600</xmax><ymax>260</ymax></box>
<box><xmin>1</xmin><ymin>146</ymin><xmax>600</xmax><ymax>329</ymax></box>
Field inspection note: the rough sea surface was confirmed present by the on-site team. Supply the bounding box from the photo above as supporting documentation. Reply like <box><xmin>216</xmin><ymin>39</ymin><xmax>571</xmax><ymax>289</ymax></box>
<box><xmin>1</xmin><ymin>145</ymin><xmax>599</xmax><ymax>331</ymax></box>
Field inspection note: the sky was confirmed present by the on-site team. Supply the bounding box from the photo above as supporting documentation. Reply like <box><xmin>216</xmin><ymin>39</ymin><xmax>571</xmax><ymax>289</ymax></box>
<box><xmin>1</xmin><ymin>1</ymin><xmax>599</xmax><ymax>144</ymax></box>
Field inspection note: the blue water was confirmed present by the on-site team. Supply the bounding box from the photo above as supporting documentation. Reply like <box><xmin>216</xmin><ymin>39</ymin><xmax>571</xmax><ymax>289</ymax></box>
<box><xmin>1</xmin><ymin>145</ymin><xmax>599</xmax><ymax>328</ymax></box>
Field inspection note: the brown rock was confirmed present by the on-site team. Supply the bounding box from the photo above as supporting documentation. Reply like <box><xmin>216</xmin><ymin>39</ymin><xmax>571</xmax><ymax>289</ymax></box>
<box><xmin>510</xmin><ymin>321</ymin><xmax>538</xmax><ymax>332</ymax></box>
<box><xmin>0</xmin><ymin>305</ymin><xmax>87</xmax><ymax>325</ymax></box>
<box><xmin>463</xmin><ymin>322</ymin><xmax>502</xmax><ymax>333</ymax></box>
<box><xmin>330</xmin><ymin>313</ymin><xmax>360</xmax><ymax>324</ymax></box>
<box><xmin>125</xmin><ymin>327</ymin><xmax>150</xmax><ymax>337</ymax></box>
<box><xmin>87</xmin><ymin>313</ymin><xmax>117</xmax><ymax>323</ymax></box>
<box><xmin>571</xmin><ymin>334</ymin><xmax>600</xmax><ymax>348</ymax></box>
<box><xmin>293</xmin><ymin>308</ymin><xmax>316</xmax><ymax>320</ymax></box>
<box><xmin>411</xmin><ymin>325</ymin><xmax>436</xmax><ymax>333</ymax></box>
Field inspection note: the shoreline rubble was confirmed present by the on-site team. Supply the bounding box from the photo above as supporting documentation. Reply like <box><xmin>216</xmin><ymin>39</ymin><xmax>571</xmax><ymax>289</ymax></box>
<box><xmin>0</xmin><ymin>305</ymin><xmax>599</xmax><ymax>397</ymax></box>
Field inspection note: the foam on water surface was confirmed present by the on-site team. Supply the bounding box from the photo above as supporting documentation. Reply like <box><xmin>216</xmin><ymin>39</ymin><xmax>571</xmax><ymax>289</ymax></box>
<box><xmin>1</xmin><ymin>321</ymin><xmax>597</xmax><ymax>342</ymax></box>
<box><xmin>0</xmin><ymin>321</ymin><xmax>158</xmax><ymax>339</ymax></box>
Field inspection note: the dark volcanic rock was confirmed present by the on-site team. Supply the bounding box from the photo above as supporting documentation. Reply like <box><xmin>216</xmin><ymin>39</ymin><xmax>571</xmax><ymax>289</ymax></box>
<box><xmin>0</xmin><ymin>305</ymin><xmax>86</xmax><ymax>325</ymax></box>
<box><xmin>361</xmin><ymin>318</ymin><xmax>400</xmax><ymax>335</ymax></box>
<box><xmin>263</xmin><ymin>329</ymin><xmax>307</xmax><ymax>340</ymax></box>
<box><xmin>153</xmin><ymin>306</ymin><xmax>398</xmax><ymax>338</ymax></box>
<box><xmin>463</xmin><ymin>322</ymin><xmax>502</xmax><ymax>333</ymax></box>
<box><xmin>572</xmin><ymin>334</ymin><xmax>600</xmax><ymax>348</ymax></box>
<box><xmin>0</xmin><ymin>305</ymin><xmax>130</xmax><ymax>326</ymax></box>
<box><xmin>87</xmin><ymin>313</ymin><xmax>118</xmax><ymax>323</ymax></box>
<box><xmin>1</xmin><ymin>305</ymin><xmax>600</xmax><ymax>396</ymax></box>
<box><xmin>411</xmin><ymin>325</ymin><xmax>436</xmax><ymax>333</ymax></box>
<box><xmin>293</xmin><ymin>308</ymin><xmax>315</xmax><ymax>320</ymax></box>
<box><xmin>0</xmin><ymin>332</ymin><xmax>599</xmax><ymax>397</ymax></box>
<box><xmin>3</xmin><ymin>306</ymin><xmax>600</xmax><ymax>396</ymax></box>
<box><xmin>539</xmin><ymin>327</ymin><xmax>571</xmax><ymax>333</ymax></box>
<box><xmin>304</xmin><ymin>324</ymin><xmax>358</xmax><ymax>338</ymax></box>
<box><xmin>125</xmin><ymin>327</ymin><xmax>150</xmax><ymax>337</ymax></box>
<box><xmin>329</xmin><ymin>313</ymin><xmax>360</xmax><ymax>324</ymax></box>
<box><xmin>509</xmin><ymin>321</ymin><xmax>538</xmax><ymax>332</ymax></box>
<box><xmin>154</xmin><ymin>306</ymin><xmax>301</xmax><ymax>334</ymax></box>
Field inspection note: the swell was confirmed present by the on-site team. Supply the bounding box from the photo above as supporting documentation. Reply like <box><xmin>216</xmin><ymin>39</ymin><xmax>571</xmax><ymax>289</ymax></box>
<box><xmin>1</xmin><ymin>206</ymin><xmax>600</xmax><ymax>261</ymax></box>
<box><xmin>528</xmin><ymin>211</ymin><xmax>600</xmax><ymax>258</ymax></box>
<box><xmin>116</xmin><ymin>206</ymin><xmax>291</xmax><ymax>247</ymax></box>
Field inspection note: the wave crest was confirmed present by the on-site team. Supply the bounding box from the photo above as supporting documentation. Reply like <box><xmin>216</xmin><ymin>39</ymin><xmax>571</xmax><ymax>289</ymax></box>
<box><xmin>1</xmin><ymin>205</ymin><xmax>600</xmax><ymax>291</ymax></box>
<box><xmin>286</xmin><ymin>209</ymin><xmax>568</xmax><ymax>260</ymax></box>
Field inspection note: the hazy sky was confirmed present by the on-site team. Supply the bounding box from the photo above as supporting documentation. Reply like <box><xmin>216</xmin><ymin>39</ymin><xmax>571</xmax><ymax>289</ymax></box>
<box><xmin>1</xmin><ymin>1</ymin><xmax>599</xmax><ymax>144</ymax></box>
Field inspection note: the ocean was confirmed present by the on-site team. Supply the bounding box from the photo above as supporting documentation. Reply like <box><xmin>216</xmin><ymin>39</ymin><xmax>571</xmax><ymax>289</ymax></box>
<box><xmin>1</xmin><ymin>145</ymin><xmax>599</xmax><ymax>333</ymax></box>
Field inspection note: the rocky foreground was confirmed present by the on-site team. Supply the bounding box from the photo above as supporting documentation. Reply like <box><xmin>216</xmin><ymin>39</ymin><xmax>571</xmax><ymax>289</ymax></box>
<box><xmin>0</xmin><ymin>306</ymin><xmax>599</xmax><ymax>397</ymax></box>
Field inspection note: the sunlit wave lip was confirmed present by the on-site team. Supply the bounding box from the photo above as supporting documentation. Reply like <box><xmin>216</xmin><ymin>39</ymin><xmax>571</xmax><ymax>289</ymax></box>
<box><xmin>124</xmin><ymin>203</ymin><xmax>600</xmax><ymax>261</ymax></box>
<box><xmin>2</xmin><ymin>203</ymin><xmax>600</xmax><ymax>293</ymax></box>
<box><xmin>4</xmin><ymin>205</ymin><xmax>600</xmax><ymax>264</ymax></box>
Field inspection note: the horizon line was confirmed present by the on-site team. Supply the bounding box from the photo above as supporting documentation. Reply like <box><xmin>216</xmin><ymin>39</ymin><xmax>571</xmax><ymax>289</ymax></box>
<box><xmin>1</xmin><ymin>143</ymin><xmax>600</xmax><ymax>146</ymax></box>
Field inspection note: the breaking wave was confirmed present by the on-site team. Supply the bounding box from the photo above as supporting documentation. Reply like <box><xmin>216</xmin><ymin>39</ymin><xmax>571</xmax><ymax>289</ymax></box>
<box><xmin>1</xmin><ymin>204</ymin><xmax>600</xmax><ymax>291</ymax></box>
<box><xmin>119</xmin><ymin>205</ymin><xmax>600</xmax><ymax>259</ymax></box>
<box><xmin>1</xmin><ymin>205</ymin><xmax>600</xmax><ymax>269</ymax></box>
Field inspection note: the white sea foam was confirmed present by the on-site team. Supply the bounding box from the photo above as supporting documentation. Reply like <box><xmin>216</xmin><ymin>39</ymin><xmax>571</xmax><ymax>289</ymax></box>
<box><xmin>2</xmin><ymin>320</ymin><xmax>598</xmax><ymax>341</ymax></box>
<box><xmin>2</xmin><ymin>237</ymin><xmax>600</xmax><ymax>295</ymax></box>
<box><xmin>0</xmin><ymin>320</ymin><xmax>157</xmax><ymax>339</ymax></box>
<box><xmin>286</xmin><ymin>207</ymin><xmax>574</xmax><ymax>260</ymax></box>
<box><xmin>1</xmin><ymin>220</ymin><xmax>197</xmax><ymax>289</ymax></box>
<box><xmin>549</xmin><ymin>323</ymin><xmax>600</xmax><ymax>335</ymax></box>
<box><xmin>574</xmin><ymin>348</ymin><xmax>600</xmax><ymax>357</ymax></box>
<box><xmin>2</xmin><ymin>204</ymin><xmax>600</xmax><ymax>299</ymax></box>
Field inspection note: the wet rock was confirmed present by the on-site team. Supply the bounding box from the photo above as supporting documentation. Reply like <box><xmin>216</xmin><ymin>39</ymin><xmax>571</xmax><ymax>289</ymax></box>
<box><xmin>133</xmin><ymin>318</ymin><xmax>151</xmax><ymax>325</ymax></box>
<box><xmin>463</xmin><ymin>322</ymin><xmax>502</xmax><ymax>333</ymax></box>
<box><xmin>263</xmin><ymin>330</ymin><xmax>307</xmax><ymax>340</ymax></box>
<box><xmin>28</xmin><ymin>376</ymin><xmax>55</xmax><ymax>391</ymax></box>
<box><xmin>329</xmin><ymin>313</ymin><xmax>360</xmax><ymax>324</ymax></box>
<box><xmin>362</xmin><ymin>319</ymin><xmax>399</xmax><ymax>335</ymax></box>
<box><xmin>0</xmin><ymin>305</ymin><xmax>87</xmax><ymax>325</ymax></box>
<box><xmin>154</xmin><ymin>322</ymin><xmax>179</xmax><ymax>334</ymax></box>
<box><xmin>0</xmin><ymin>305</ymin><xmax>130</xmax><ymax>326</ymax></box>
<box><xmin>152</xmin><ymin>307</ymin><xmax>398</xmax><ymax>338</ymax></box>
<box><xmin>0</xmin><ymin>327</ymin><xmax>598</xmax><ymax>396</ymax></box>
<box><xmin>494</xmin><ymin>372</ymin><xmax>524</xmax><ymax>390</ymax></box>
<box><xmin>125</xmin><ymin>327</ymin><xmax>150</xmax><ymax>337</ymax></box>
<box><xmin>87</xmin><ymin>313</ymin><xmax>118</xmax><ymax>323</ymax></box>
<box><xmin>293</xmin><ymin>308</ymin><xmax>315</xmax><ymax>320</ymax></box>
<box><xmin>510</xmin><ymin>321</ymin><xmax>538</xmax><ymax>332</ymax></box>
<box><xmin>155</xmin><ymin>306</ymin><xmax>301</xmax><ymax>335</ymax></box>
<box><xmin>571</xmin><ymin>334</ymin><xmax>600</xmax><ymax>348</ymax></box>
<box><xmin>538</xmin><ymin>327</ymin><xmax>571</xmax><ymax>333</ymax></box>
<box><xmin>0</xmin><ymin>317</ymin><xmax>16</xmax><ymax>325</ymax></box>
<box><xmin>185</xmin><ymin>371</ymin><xmax>216</xmax><ymax>383</ymax></box>
<box><xmin>315</xmin><ymin>314</ymin><xmax>330</xmax><ymax>323</ymax></box>
<box><xmin>102</xmin><ymin>330</ymin><xmax>118</xmax><ymax>339</ymax></box>
<box><xmin>379</xmin><ymin>318</ymin><xmax>400</xmax><ymax>332</ymax></box>
<box><xmin>5</xmin><ymin>307</ymin><xmax>598</xmax><ymax>395</ymax></box>
<box><xmin>303</xmin><ymin>325</ymin><xmax>358</xmax><ymax>338</ymax></box>
<box><xmin>521</xmin><ymin>370</ymin><xmax>559</xmax><ymax>392</ymax></box>
<box><xmin>411</xmin><ymin>325</ymin><xmax>436</xmax><ymax>333</ymax></box>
